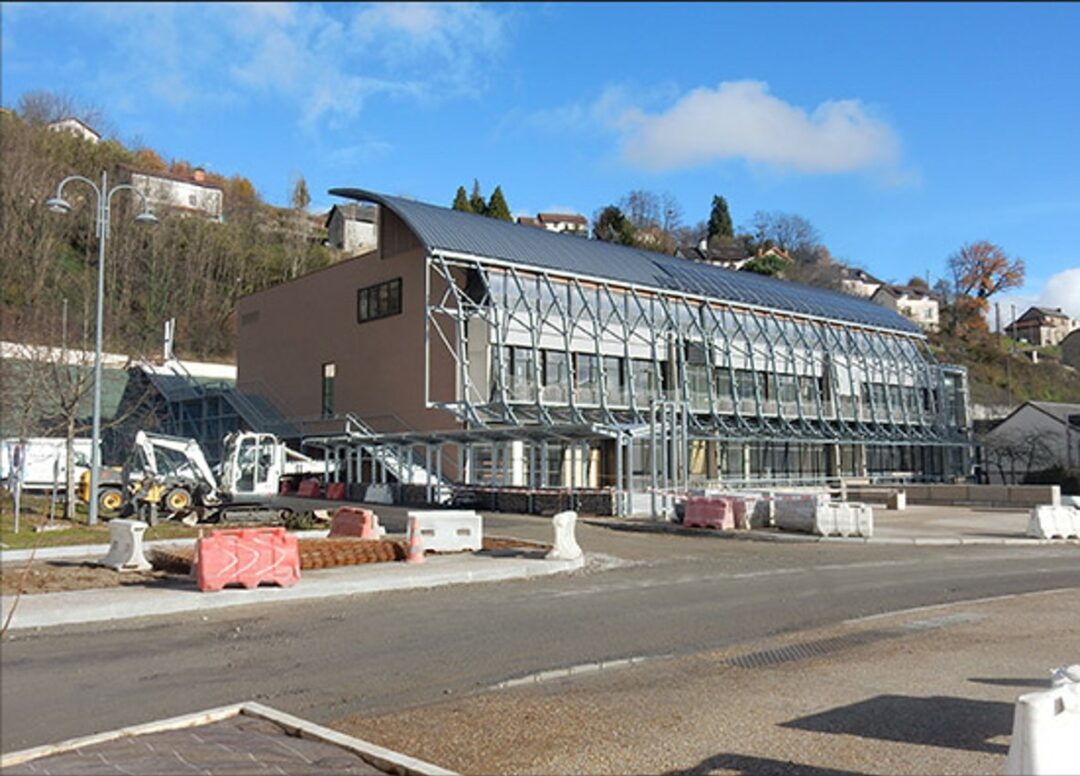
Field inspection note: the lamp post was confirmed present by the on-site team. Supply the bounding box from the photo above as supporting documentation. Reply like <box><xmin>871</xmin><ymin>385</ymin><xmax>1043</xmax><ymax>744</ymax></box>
<box><xmin>46</xmin><ymin>171</ymin><xmax>157</xmax><ymax>525</ymax></box>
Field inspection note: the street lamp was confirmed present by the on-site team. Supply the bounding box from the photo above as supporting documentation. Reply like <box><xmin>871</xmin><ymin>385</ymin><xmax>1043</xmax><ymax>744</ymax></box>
<box><xmin>46</xmin><ymin>171</ymin><xmax>157</xmax><ymax>525</ymax></box>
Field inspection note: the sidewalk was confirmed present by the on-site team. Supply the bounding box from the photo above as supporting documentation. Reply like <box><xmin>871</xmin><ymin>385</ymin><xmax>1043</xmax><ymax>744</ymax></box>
<box><xmin>0</xmin><ymin>546</ymin><xmax>584</xmax><ymax>633</ymax></box>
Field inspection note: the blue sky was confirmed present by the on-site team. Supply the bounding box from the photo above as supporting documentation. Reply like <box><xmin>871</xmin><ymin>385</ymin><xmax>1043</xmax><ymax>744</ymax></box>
<box><xmin>3</xmin><ymin>2</ymin><xmax>1078</xmax><ymax>318</ymax></box>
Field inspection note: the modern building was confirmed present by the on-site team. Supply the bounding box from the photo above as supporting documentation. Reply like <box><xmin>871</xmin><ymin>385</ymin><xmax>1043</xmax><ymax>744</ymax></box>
<box><xmin>1005</xmin><ymin>307</ymin><xmax>1077</xmax><ymax>347</ymax></box>
<box><xmin>325</xmin><ymin>203</ymin><xmax>378</xmax><ymax>255</ymax></box>
<box><xmin>871</xmin><ymin>284</ymin><xmax>941</xmax><ymax>332</ymax></box>
<box><xmin>236</xmin><ymin>189</ymin><xmax>972</xmax><ymax>514</ymax></box>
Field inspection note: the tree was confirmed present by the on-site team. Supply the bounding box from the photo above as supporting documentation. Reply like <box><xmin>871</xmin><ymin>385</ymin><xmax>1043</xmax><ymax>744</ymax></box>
<box><xmin>742</xmin><ymin>253</ymin><xmax>788</xmax><ymax>277</ymax></box>
<box><xmin>707</xmin><ymin>195</ymin><xmax>734</xmax><ymax>241</ymax></box>
<box><xmin>592</xmin><ymin>206</ymin><xmax>635</xmax><ymax>246</ymax></box>
<box><xmin>486</xmin><ymin>185</ymin><xmax>512</xmax><ymax>222</ymax></box>
<box><xmin>452</xmin><ymin>186</ymin><xmax>472</xmax><ymax>213</ymax></box>
<box><xmin>948</xmin><ymin>241</ymin><xmax>1024</xmax><ymax>302</ymax></box>
<box><xmin>745</xmin><ymin>211</ymin><xmax>824</xmax><ymax>263</ymax></box>
<box><xmin>469</xmin><ymin>179</ymin><xmax>486</xmax><ymax>216</ymax></box>
<box><xmin>617</xmin><ymin>189</ymin><xmax>682</xmax><ymax>253</ymax></box>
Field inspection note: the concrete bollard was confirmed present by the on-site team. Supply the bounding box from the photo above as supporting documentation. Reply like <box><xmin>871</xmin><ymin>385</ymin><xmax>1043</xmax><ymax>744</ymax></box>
<box><xmin>546</xmin><ymin>510</ymin><xmax>583</xmax><ymax>561</ymax></box>
<box><xmin>98</xmin><ymin>519</ymin><xmax>152</xmax><ymax>572</ymax></box>
<box><xmin>1005</xmin><ymin>665</ymin><xmax>1080</xmax><ymax>775</ymax></box>
<box><xmin>887</xmin><ymin>491</ymin><xmax>907</xmax><ymax>511</ymax></box>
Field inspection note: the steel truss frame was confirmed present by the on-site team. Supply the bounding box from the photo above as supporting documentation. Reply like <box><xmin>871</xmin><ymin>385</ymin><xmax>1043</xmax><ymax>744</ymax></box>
<box><xmin>424</xmin><ymin>251</ymin><xmax>970</xmax><ymax>450</ymax></box>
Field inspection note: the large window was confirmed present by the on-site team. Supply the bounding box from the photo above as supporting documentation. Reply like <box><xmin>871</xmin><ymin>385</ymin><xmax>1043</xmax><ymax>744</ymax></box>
<box><xmin>357</xmin><ymin>278</ymin><xmax>402</xmax><ymax>323</ymax></box>
<box><xmin>575</xmin><ymin>353</ymin><xmax>600</xmax><ymax>405</ymax></box>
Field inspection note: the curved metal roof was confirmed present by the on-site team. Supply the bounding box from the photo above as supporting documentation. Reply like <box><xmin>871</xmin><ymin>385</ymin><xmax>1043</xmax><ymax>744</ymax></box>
<box><xmin>330</xmin><ymin>188</ymin><xmax>920</xmax><ymax>334</ymax></box>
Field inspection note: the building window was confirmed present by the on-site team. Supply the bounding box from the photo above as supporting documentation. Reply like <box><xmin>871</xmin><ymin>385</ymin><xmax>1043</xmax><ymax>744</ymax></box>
<box><xmin>321</xmin><ymin>362</ymin><xmax>335</xmax><ymax>417</ymax></box>
<box><xmin>357</xmin><ymin>278</ymin><xmax>402</xmax><ymax>323</ymax></box>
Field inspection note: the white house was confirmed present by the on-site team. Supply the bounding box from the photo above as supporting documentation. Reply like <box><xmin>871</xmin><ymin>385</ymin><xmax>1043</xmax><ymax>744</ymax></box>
<box><xmin>125</xmin><ymin>166</ymin><xmax>224</xmax><ymax>221</ymax></box>
<box><xmin>325</xmin><ymin>203</ymin><xmax>378</xmax><ymax>255</ymax></box>
<box><xmin>537</xmin><ymin>212</ymin><xmax>589</xmax><ymax>236</ymax></box>
<box><xmin>872</xmin><ymin>284</ymin><xmax>940</xmax><ymax>332</ymax></box>
<box><xmin>839</xmin><ymin>267</ymin><xmax>884</xmax><ymax>299</ymax></box>
<box><xmin>47</xmin><ymin>117</ymin><xmax>101</xmax><ymax>144</ymax></box>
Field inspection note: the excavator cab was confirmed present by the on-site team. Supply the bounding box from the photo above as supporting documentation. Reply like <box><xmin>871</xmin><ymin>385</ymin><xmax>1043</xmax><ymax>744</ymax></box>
<box><xmin>220</xmin><ymin>432</ymin><xmax>284</xmax><ymax>498</ymax></box>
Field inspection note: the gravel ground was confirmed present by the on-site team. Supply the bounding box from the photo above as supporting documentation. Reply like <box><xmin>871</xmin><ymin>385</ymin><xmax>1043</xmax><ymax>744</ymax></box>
<box><xmin>331</xmin><ymin>588</ymin><xmax>1080</xmax><ymax>775</ymax></box>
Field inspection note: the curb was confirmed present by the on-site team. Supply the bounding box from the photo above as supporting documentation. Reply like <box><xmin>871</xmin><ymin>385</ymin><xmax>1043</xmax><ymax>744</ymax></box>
<box><xmin>591</xmin><ymin>519</ymin><xmax>1079</xmax><ymax>547</ymax></box>
<box><xmin>0</xmin><ymin>553</ymin><xmax>586</xmax><ymax>633</ymax></box>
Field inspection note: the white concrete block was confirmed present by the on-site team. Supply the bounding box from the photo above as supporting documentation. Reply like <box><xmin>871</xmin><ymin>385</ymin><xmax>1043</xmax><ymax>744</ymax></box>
<box><xmin>1005</xmin><ymin>678</ymin><xmax>1080</xmax><ymax>775</ymax></box>
<box><xmin>887</xmin><ymin>491</ymin><xmax>906</xmax><ymax>510</ymax></box>
<box><xmin>98</xmin><ymin>519</ymin><xmax>152</xmax><ymax>572</ymax></box>
<box><xmin>407</xmin><ymin>510</ymin><xmax>482</xmax><ymax>553</ymax></box>
<box><xmin>1027</xmin><ymin>505</ymin><xmax>1080</xmax><ymax>540</ymax></box>
<box><xmin>546</xmin><ymin>510</ymin><xmax>583</xmax><ymax>561</ymax></box>
<box><xmin>365</xmin><ymin>484</ymin><xmax>393</xmax><ymax>505</ymax></box>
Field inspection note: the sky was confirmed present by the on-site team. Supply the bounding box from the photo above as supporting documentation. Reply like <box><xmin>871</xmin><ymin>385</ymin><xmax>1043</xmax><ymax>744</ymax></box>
<box><xmin>3</xmin><ymin>2</ymin><xmax>1078</xmax><ymax>322</ymax></box>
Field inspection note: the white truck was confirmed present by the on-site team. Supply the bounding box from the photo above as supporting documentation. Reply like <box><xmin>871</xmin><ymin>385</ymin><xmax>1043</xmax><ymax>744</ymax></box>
<box><xmin>88</xmin><ymin>430</ymin><xmax>331</xmax><ymax>523</ymax></box>
<box><xmin>1</xmin><ymin>437</ymin><xmax>93</xmax><ymax>492</ymax></box>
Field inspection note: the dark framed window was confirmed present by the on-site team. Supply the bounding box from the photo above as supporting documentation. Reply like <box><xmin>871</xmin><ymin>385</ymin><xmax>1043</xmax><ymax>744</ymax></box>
<box><xmin>357</xmin><ymin>278</ymin><xmax>402</xmax><ymax>323</ymax></box>
<box><xmin>321</xmin><ymin>362</ymin><xmax>335</xmax><ymax>417</ymax></box>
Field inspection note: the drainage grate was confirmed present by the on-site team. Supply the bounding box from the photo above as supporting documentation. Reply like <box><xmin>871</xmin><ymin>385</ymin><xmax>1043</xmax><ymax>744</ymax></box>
<box><xmin>721</xmin><ymin>629</ymin><xmax>898</xmax><ymax>669</ymax></box>
<box><xmin>721</xmin><ymin>611</ymin><xmax>982</xmax><ymax>670</ymax></box>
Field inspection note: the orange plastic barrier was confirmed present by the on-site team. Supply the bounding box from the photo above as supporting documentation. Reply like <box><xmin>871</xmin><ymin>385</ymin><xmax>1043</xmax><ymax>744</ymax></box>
<box><xmin>195</xmin><ymin>527</ymin><xmax>301</xmax><ymax>592</ymax></box>
<box><xmin>296</xmin><ymin>478</ymin><xmax>322</xmax><ymax>498</ymax></box>
<box><xmin>328</xmin><ymin>507</ymin><xmax>377</xmax><ymax>539</ymax></box>
<box><xmin>325</xmin><ymin>482</ymin><xmax>346</xmax><ymax>500</ymax></box>
<box><xmin>684</xmin><ymin>496</ymin><xmax>735</xmax><ymax>530</ymax></box>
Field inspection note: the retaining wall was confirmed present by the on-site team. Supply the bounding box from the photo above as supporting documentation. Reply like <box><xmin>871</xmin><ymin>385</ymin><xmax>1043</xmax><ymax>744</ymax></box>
<box><xmin>846</xmin><ymin>483</ymin><xmax>1060</xmax><ymax>509</ymax></box>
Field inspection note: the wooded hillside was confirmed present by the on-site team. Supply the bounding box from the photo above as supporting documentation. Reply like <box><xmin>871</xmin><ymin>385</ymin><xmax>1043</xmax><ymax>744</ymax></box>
<box><xmin>0</xmin><ymin>111</ymin><xmax>335</xmax><ymax>361</ymax></box>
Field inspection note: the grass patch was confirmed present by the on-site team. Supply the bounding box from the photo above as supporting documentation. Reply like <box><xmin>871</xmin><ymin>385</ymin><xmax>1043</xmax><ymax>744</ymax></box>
<box><xmin>0</xmin><ymin>489</ymin><xmax>199</xmax><ymax>550</ymax></box>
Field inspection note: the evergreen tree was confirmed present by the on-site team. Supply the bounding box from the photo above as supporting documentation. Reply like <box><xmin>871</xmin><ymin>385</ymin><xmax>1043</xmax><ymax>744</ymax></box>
<box><xmin>592</xmin><ymin>205</ymin><xmax>636</xmax><ymax>246</ymax></box>
<box><xmin>486</xmin><ymin>185</ymin><xmax>512</xmax><ymax>221</ymax></box>
<box><xmin>452</xmin><ymin>185</ymin><xmax>472</xmax><ymax>213</ymax></box>
<box><xmin>469</xmin><ymin>179</ymin><xmax>487</xmax><ymax>215</ymax></box>
<box><xmin>707</xmin><ymin>195</ymin><xmax>734</xmax><ymax>240</ymax></box>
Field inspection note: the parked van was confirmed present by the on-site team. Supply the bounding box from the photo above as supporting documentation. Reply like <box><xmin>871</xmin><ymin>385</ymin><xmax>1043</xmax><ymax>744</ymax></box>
<box><xmin>1</xmin><ymin>437</ymin><xmax>94</xmax><ymax>492</ymax></box>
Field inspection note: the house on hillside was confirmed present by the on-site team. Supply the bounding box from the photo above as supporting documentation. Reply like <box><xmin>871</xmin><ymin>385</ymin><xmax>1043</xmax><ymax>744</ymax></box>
<box><xmin>47</xmin><ymin>117</ymin><xmax>100</xmax><ymax>144</ymax></box>
<box><xmin>1004</xmin><ymin>306</ymin><xmax>1077</xmax><ymax>347</ymax></box>
<box><xmin>325</xmin><ymin>203</ymin><xmax>378</xmax><ymax>255</ymax></box>
<box><xmin>838</xmin><ymin>267</ymin><xmax>884</xmax><ymax>299</ymax></box>
<box><xmin>124</xmin><ymin>165</ymin><xmax>224</xmax><ymax>221</ymax></box>
<box><xmin>871</xmin><ymin>284</ymin><xmax>940</xmax><ymax>332</ymax></box>
<box><xmin>537</xmin><ymin>212</ymin><xmax>588</xmax><ymax>236</ymax></box>
<box><xmin>235</xmin><ymin>187</ymin><xmax>972</xmax><ymax>513</ymax></box>
<box><xmin>978</xmin><ymin>401</ymin><xmax>1080</xmax><ymax>484</ymax></box>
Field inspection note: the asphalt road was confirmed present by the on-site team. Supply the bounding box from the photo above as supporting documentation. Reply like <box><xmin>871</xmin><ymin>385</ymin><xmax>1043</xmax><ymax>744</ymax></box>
<box><xmin>2</xmin><ymin>517</ymin><xmax>1078</xmax><ymax>754</ymax></box>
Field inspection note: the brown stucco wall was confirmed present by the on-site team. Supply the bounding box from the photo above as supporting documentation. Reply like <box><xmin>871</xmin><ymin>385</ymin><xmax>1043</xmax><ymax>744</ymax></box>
<box><xmin>236</xmin><ymin>208</ymin><xmax>460</xmax><ymax>437</ymax></box>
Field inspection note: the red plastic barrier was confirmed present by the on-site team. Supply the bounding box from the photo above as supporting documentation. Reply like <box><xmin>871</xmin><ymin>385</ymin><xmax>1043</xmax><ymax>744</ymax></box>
<box><xmin>328</xmin><ymin>507</ymin><xmax>377</xmax><ymax>539</ymax></box>
<box><xmin>195</xmin><ymin>527</ymin><xmax>301</xmax><ymax>592</ymax></box>
<box><xmin>684</xmin><ymin>496</ymin><xmax>735</xmax><ymax>530</ymax></box>
<box><xmin>279</xmin><ymin>479</ymin><xmax>293</xmax><ymax>495</ymax></box>
<box><xmin>731</xmin><ymin>496</ymin><xmax>759</xmax><ymax>530</ymax></box>
<box><xmin>325</xmin><ymin>482</ymin><xmax>346</xmax><ymax>500</ymax></box>
<box><xmin>296</xmin><ymin>478</ymin><xmax>322</xmax><ymax>498</ymax></box>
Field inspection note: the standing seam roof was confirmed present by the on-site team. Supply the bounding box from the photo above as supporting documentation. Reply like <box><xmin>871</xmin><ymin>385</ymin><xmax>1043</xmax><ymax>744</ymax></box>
<box><xmin>330</xmin><ymin>188</ymin><xmax>920</xmax><ymax>334</ymax></box>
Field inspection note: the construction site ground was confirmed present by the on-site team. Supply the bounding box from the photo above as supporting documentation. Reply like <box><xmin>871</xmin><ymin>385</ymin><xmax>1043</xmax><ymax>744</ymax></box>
<box><xmin>331</xmin><ymin>587</ymin><xmax>1079</xmax><ymax>775</ymax></box>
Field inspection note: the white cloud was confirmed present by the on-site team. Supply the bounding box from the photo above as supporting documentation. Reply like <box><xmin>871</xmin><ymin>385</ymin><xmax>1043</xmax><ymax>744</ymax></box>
<box><xmin>7</xmin><ymin>3</ymin><xmax>509</xmax><ymax>132</ymax></box>
<box><xmin>617</xmin><ymin>80</ymin><xmax>901</xmax><ymax>176</ymax></box>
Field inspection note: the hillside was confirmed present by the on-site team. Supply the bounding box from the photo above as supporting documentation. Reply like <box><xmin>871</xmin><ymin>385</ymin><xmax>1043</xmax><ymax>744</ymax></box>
<box><xmin>0</xmin><ymin>111</ymin><xmax>336</xmax><ymax>361</ymax></box>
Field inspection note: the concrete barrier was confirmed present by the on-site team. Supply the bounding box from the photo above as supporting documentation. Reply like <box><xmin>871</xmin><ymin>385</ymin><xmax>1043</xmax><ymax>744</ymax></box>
<box><xmin>546</xmin><ymin>510</ymin><xmax>583</xmax><ymax>561</ymax></box>
<box><xmin>774</xmin><ymin>497</ymin><xmax>873</xmax><ymax>538</ymax></box>
<box><xmin>684</xmin><ymin>496</ymin><xmax>736</xmax><ymax>530</ymax></box>
<box><xmin>406</xmin><ymin>510</ymin><xmax>482</xmax><ymax>553</ymax></box>
<box><xmin>98</xmin><ymin>519</ymin><xmax>152</xmax><ymax>572</ymax></box>
<box><xmin>1027</xmin><ymin>505</ymin><xmax>1080</xmax><ymax>540</ymax></box>
<box><xmin>195</xmin><ymin>527</ymin><xmax>300</xmax><ymax>592</ymax></box>
<box><xmin>364</xmin><ymin>483</ymin><xmax>394</xmax><ymax>504</ymax></box>
<box><xmin>1005</xmin><ymin>667</ymin><xmax>1080</xmax><ymax>775</ymax></box>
